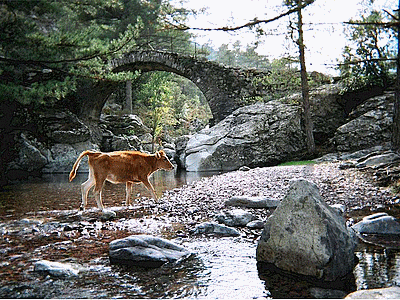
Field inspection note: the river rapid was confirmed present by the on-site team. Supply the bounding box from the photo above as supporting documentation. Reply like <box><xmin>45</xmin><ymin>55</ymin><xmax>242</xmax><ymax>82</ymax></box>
<box><xmin>0</xmin><ymin>163</ymin><xmax>399</xmax><ymax>298</ymax></box>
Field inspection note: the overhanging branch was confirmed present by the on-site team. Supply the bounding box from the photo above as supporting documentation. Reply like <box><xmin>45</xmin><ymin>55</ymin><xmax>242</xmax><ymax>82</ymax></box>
<box><xmin>167</xmin><ymin>0</ymin><xmax>315</xmax><ymax>32</ymax></box>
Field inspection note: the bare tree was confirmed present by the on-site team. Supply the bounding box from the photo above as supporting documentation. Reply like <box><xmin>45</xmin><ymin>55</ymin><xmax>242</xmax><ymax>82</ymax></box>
<box><xmin>392</xmin><ymin>3</ymin><xmax>400</xmax><ymax>150</ymax></box>
<box><xmin>293</xmin><ymin>0</ymin><xmax>315</xmax><ymax>154</ymax></box>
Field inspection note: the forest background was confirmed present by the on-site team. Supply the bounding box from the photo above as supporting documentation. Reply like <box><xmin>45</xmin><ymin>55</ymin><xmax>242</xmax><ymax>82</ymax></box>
<box><xmin>0</xmin><ymin>0</ymin><xmax>397</xmax><ymax>148</ymax></box>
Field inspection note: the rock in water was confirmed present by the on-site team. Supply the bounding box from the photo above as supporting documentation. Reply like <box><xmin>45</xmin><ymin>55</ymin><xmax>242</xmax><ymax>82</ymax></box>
<box><xmin>351</xmin><ymin>212</ymin><xmax>400</xmax><ymax>235</ymax></box>
<box><xmin>225</xmin><ymin>196</ymin><xmax>280</xmax><ymax>209</ymax></box>
<box><xmin>109</xmin><ymin>235</ymin><xmax>191</xmax><ymax>268</ymax></box>
<box><xmin>216</xmin><ymin>209</ymin><xmax>256</xmax><ymax>227</ymax></box>
<box><xmin>256</xmin><ymin>179</ymin><xmax>357</xmax><ymax>281</ymax></box>
<box><xmin>192</xmin><ymin>222</ymin><xmax>240</xmax><ymax>237</ymax></box>
<box><xmin>34</xmin><ymin>260</ymin><xmax>79</xmax><ymax>277</ymax></box>
<box><xmin>345</xmin><ymin>286</ymin><xmax>400</xmax><ymax>299</ymax></box>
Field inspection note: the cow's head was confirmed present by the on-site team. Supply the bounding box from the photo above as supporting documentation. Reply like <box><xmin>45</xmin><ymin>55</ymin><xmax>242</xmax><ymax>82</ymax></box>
<box><xmin>155</xmin><ymin>150</ymin><xmax>174</xmax><ymax>170</ymax></box>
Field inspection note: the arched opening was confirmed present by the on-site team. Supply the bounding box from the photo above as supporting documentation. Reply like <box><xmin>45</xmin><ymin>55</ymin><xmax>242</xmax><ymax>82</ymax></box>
<box><xmin>101</xmin><ymin>71</ymin><xmax>212</xmax><ymax>151</ymax></box>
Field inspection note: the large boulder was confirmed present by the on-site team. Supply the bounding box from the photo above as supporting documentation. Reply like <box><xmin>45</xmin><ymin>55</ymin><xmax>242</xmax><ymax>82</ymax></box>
<box><xmin>331</xmin><ymin>92</ymin><xmax>394</xmax><ymax>152</ymax></box>
<box><xmin>256</xmin><ymin>179</ymin><xmax>357</xmax><ymax>281</ymax></box>
<box><xmin>109</xmin><ymin>235</ymin><xmax>191</xmax><ymax>268</ymax></box>
<box><xmin>184</xmin><ymin>100</ymin><xmax>306</xmax><ymax>171</ymax></box>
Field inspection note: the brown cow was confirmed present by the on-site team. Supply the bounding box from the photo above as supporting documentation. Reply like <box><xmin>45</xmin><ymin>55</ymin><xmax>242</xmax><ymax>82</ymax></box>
<box><xmin>69</xmin><ymin>150</ymin><xmax>174</xmax><ymax>211</ymax></box>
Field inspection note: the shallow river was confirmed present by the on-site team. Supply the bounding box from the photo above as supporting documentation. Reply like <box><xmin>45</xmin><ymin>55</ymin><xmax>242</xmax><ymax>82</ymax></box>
<box><xmin>0</xmin><ymin>170</ymin><xmax>399</xmax><ymax>298</ymax></box>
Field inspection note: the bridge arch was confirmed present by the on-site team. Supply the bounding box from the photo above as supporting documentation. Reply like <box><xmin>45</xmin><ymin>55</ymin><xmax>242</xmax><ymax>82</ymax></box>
<box><xmin>109</xmin><ymin>50</ymin><xmax>267</xmax><ymax>124</ymax></box>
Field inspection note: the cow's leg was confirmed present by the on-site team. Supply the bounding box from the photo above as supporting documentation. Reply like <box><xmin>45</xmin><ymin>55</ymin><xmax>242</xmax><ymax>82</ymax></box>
<box><xmin>141</xmin><ymin>178</ymin><xmax>158</xmax><ymax>200</ymax></box>
<box><xmin>93</xmin><ymin>175</ymin><xmax>106</xmax><ymax>211</ymax></box>
<box><xmin>80</xmin><ymin>169</ymin><xmax>95</xmax><ymax>211</ymax></box>
<box><xmin>125</xmin><ymin>182</ymin><xmax>133</xmax><ymax>206</ymax></box>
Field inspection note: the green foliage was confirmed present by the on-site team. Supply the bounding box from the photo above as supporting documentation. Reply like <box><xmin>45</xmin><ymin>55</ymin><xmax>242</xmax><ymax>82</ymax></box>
<box><xmin>339</xmin><ymin>10</ymin><xmax>396</xmax><ymax>93</ymax></box>
<box><xmin>0</xmin><ymin>0</ymin><xmax>193</xmax><ymax>105</ymax></box>
<box><xmin>130</xmin><ymin>71</ymin><xmax>211</xmax><ymax>146</ymax></box>
<box><xmin>278</xmin><ymin>160</ymin><xmax>316</xmax><ymax>166</ymax></box>
<box><xmin>208</xmin><ymin>41</ymin><xmax>271</xmax><ymax>70</ymax></box>
<box><xmin>251</xmin><ymin>57</ymin><xmax>323</xmax><ymax>101</ymax></box>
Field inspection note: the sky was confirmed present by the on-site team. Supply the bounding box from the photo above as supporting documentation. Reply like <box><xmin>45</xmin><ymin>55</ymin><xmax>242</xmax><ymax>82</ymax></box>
<box><xmin>171</xmin><ymin>0</ymin><xmax>397</xmax><ymax>75</ymax></box>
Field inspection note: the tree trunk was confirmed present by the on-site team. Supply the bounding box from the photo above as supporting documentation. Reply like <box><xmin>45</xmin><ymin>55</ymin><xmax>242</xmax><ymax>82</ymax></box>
<box><xmin>297</xmin><ymin>0</ymin><xmax>315</xmax><ymax>155</ymax></box>
<box><xmin>392</xmin><ymin>1</ymin><xmax>400</xmax><ymax>151</ymax></box>
<box><xmin>126</xmin><ymin>80</ymin><xmax>133</xmax><ymax>114</ymax></box>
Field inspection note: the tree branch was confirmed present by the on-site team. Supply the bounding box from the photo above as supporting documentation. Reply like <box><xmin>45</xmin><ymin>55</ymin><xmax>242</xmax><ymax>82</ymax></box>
<box><xmin>168</xmin><ymin>0</ymin><xmax>315</xmax><ymax>32</ymax></box>
<box><xmin>338</xmin><ymin>57</ymin><xmax>396</xmax><ymax>66</ymax></box>
<box><xmin>344</xmin><ymin>20</ymin><xmax>400</xmax><ymax>28</ymax></box>
<box><xmin>0</xmin><ymin>34</ymin><xmax>136</xmax><ymax>66</ymax></box>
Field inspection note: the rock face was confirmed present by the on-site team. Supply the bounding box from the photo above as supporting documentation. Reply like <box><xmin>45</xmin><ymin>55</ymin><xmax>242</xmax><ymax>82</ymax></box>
<box><xmin>332</xmin><ymin>92</ymin><xmax>394</xmax><ymax>152</ymax></box>
<box><xmin>256</xmin><ymin>179</ymin><xmax>357</xmax><ymax>281</ymax></box>
<box><xmin>287</xmin><ymin>84</ymin><xmax>346</xmax><ymax>145</ymax></box>
<box><xmin>109</xmin><ymin>235</ymin><xmax>191</xmax><ymax>268</ymax></box>
<box><xmin>184</xmin><ymin>100</ymin><xmax>306</xmax><ymax>171</ymax></box>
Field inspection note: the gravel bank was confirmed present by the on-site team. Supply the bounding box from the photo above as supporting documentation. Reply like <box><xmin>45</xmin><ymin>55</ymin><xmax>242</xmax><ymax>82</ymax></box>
<box><xmin>157</xmin><ymin>162</ymin><xmax>396</xmax><ymax>230</ymax></box>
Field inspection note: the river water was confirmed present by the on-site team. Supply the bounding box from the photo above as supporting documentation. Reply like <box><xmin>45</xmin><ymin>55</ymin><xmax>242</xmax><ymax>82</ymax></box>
<box><xmin>0</xmin><ymin>170</ymin><xmax>399</xmax><ymax>298</ymax></box>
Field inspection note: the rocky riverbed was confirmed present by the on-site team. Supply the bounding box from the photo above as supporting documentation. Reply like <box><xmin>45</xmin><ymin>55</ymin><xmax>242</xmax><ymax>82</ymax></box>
<box><xmin>1</xmin><ymin>162</ymin><xmax>399</xmax><ymax>298</ymax></box>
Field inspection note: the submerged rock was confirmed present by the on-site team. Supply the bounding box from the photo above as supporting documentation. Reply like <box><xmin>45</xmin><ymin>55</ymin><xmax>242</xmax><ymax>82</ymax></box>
<box><xmin>256</xmin><ymin>179</ymin><xmax>357</xmax><ymax>281</ymax></box>
<box><xmin>109</xmin><ymin>235</ymin><xmax>191</xmax><ymax>268</ymax></box>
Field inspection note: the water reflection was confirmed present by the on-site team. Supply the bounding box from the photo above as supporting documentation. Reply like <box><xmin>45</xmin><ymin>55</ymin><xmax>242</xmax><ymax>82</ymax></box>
<box><xmin>354</xmin><ymin>247</ymin><xmax>400</xmax><ymax>290</ymax></box>
<box><xmin>0</xmin><ymin>170</ymin><xmax>222</xmax><ymax>220</ymax></box>
<box><xmin>1</xmin><ymin>170</ymin><xmax>400</xmax><ymax>298</ymax></box>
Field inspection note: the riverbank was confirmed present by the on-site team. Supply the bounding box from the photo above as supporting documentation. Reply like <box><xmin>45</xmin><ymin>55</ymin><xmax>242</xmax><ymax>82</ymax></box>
<box><xmin>0</xmin><ymin>162</ymin><xmax>399</xmax><ymax>298</ymax></box>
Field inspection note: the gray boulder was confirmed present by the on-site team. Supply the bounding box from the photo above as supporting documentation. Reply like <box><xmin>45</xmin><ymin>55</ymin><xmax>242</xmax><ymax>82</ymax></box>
<box><xmin>345</xmin><ymin>286</ymin><xmax>400</xmax><ymax>299</ymax></box>
<box><xmin>256</xmin><ymin>179</ymin><xmax>357</xmax><ymax>281</ymax></box>
<box><xmin>225</xmin><ymin>196</ymin><xmax>280</xmax><ymax>209</ymax></box>
<box><xmin>109</xmin><ymin>235</ymin><xmax>191</xmax><ymax>268</ymax></box>
<box><xmin>216</xmin><ymin>209</ymin><xmax>256</xmax><ymax>227</ymax></box>
<box><xmin>184</xmin><ymin>100</ymin><xmax>306</xmax><ymax>171</ymax></box>
<box><xmin>34</xmin><ymin>260</ymin><xmax>80</xmax><ymax>277</ymax></box>
<box><xmin>351</xmin><ymin>213</ymin><xmax>400</xmax><ymax>235</ymax></box>
<box><xmin>193</xmin><ymin>222</ymin><xmax>240</xmax><ymax>237</ymax></box>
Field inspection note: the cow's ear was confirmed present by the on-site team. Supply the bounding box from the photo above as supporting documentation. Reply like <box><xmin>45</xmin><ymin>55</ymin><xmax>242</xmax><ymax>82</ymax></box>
<box><xmin>156</xmin><ymin>151</ymin><xmax>161</xmax><ymax>159</ymax></box>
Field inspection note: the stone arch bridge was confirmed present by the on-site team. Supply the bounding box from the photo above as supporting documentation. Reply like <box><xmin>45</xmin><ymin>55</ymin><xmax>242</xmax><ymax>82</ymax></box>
<box><xmin>78</xmin><ymin>50</ymin><xmax>268</xmax><ymax>124</ymax></box>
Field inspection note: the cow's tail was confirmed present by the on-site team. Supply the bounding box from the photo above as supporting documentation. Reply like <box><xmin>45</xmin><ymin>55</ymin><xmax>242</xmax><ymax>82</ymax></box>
<box><xmin>69</xmin><ymin>150</ymin><xmax>98</xmax><ymax>182</ymax></box>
